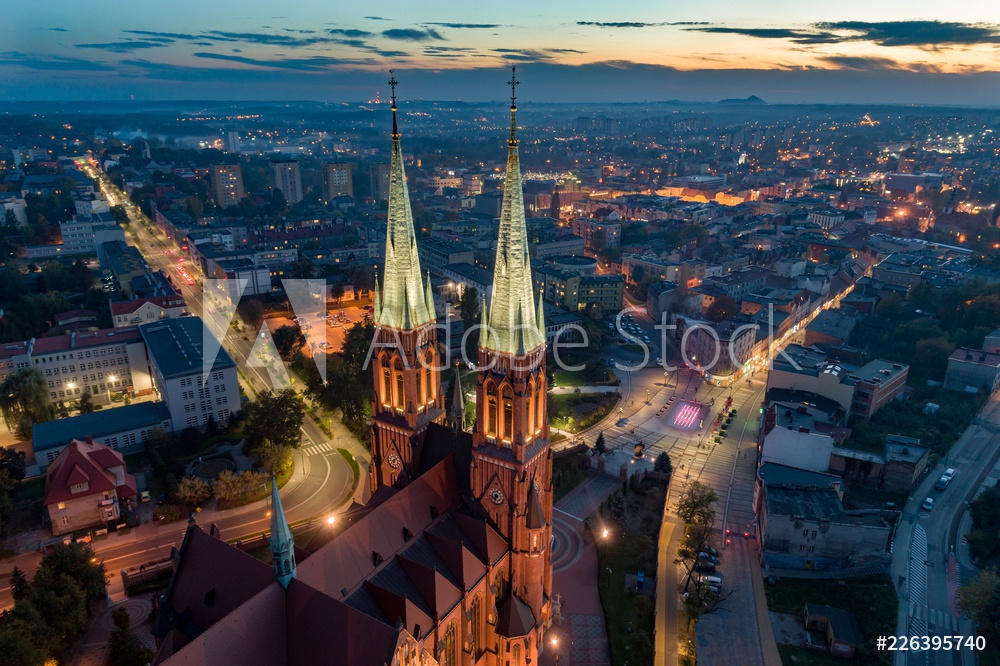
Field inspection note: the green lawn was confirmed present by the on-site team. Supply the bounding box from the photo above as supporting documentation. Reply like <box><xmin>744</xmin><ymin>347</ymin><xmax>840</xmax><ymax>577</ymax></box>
<box><xmin>553</xmin><ymin>365</ymin><xmax>615</xmax><ymax>388</ymax></box>
<box><xmin>765</xmin><ymin>574</ymin><xmax>897</xmax><ymax>664</ymax></box>
<box><xmin>591</xmin><ymin>479</ymin><xmax>669</xmax><ymax>666</ymax></box>
<box><xmin>553</xmin><ymin>453</ymin><xmax>590</xmax><ymax>502</ymax></box>
<box><xmin>549</xmin><ymin>392</ymin><xmax>620</xmax><ymax>433</ymax></box>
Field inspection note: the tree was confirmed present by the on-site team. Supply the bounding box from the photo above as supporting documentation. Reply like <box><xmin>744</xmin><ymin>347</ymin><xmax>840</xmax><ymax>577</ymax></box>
<box><xmin>107</xmin><ymin>606</ymin><xmax>154</xmax><ymax>666</ymax></box>
<box><xmin>0</xmin><ymin>367</ymin><xmax>54</xmax><ymax>439</ymax></box>
<box><xmin>0</xmin><ymin>447</ymin><xmax>26</xmax><ymax>481</ymax></box>
<box><xmin>270</xmin><ymin>187</ymin><xmax>287</xmax><ymax>213</ymax></box>
<box><xmin>654</xmin><ymin>451</ymin><xmax>673</xmax><ymax>475</ymax></box>
<box><xmin>241</xmin><ymin>389</ymin><xmax>305</xmax><ymax>454</ymax></box>
<box><xmin>273</xmin><ymin>325</ymin><xmax>306</xmax><ymax>358</ymax></box>
<box><xmin>238</xmin><ymin>298</ymin><xmax>265</xmax><ymax>330</ymax></box>
<box><xmin>175</xmin><ymin>476</ymin><xmax>211</xmax><ymax>506</ymax></box>
<box><xmin>9</xmin><ymin>566</ymin><xmax>28</xmax><ymax>602</ymax></box>
<box><xmin>957</xmin><ymin>568</ymin><xmax>1000</xmax><ymax>640</ymax></box>
<box><xmin>594</xmin><ymin>432</ymin><xmax>607</xmax><ymax>455</ymax></box>
<box><xmin>77</xmin><ymin>391</ymin><xmax>95</xmax><ymax>415</ymax></box>
<box><xmin>260</xmin><ymin>444</ymin><xmax>294</xmax><ymax>477</ymax></box>
<box><xmin>706</xmin><ymin>295</ymin><xmax>738</xmax><ymax>323</ymax></box>
<box><xmin>549</xmin><ymin>187</ymin><xmax>561</xmax><ymax>220</ymax></box>
<box><xmin>676</xmin><ymin>480</ymin><xmax>718</xmax><ymax>526</ymax></box>
<box><xmin>875</xmin><ymin>293</ymin><xmax>906</xmax><ymax>320</ymax></box>
<box><xmin>459</xmin><ymin>286</ymin><xmax>480</xmax><ymax>330</ymax></box>
<box><xmin>213</xmin><ymin>469</ymin><xmax>266</xmax><ymax>501</ymax></box>
<box><xmin>290</xmin><ymin>257</ymin><xmax>315</xmax><ymax>280</ymax></box>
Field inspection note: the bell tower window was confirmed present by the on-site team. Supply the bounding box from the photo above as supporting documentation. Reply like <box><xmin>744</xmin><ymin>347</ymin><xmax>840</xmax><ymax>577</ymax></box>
<box><xmin>502</xmin><ymin>385</ymin><xmax>513</xmax><ymax>443</ymax></box>
<box><xmin>393</xmin><ymin>357</ymin><xmax>404</xmax><ymax>410</ymax></box>
<box><xmin>486</xmin><ymin>395</ymin><xmax>498</xmax><ymax>437</ymax></box>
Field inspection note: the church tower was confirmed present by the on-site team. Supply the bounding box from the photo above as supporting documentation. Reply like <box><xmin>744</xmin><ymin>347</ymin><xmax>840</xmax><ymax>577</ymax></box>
<box><xmin>268</xmin><ymin>477</ymin><xmax>296</xmax><ymax>589</ymax></box>
<box><xmin>471</xmin><ymin>67</ymin><xmax>554</xmax><ymax>660</ymax></box>
<box><xmin>369</xmin><ymin>72</ymin><xmax>445</xmax><ymax>494</ymax></box>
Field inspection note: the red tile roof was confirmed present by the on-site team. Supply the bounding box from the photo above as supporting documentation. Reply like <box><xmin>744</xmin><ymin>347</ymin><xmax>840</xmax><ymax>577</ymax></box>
<box><xmin>110</xmin><ymin>295</ymin><xmax>186</xmax><ymax>317</ymax></box>
<box><xmin>31</xmin><ymin>327</ymin><xmax>141</xmax><ymax>354</ymax></box>
<box><xmin>159</xmin><ymin>582</ymin><xmax>288</xmax><ymax>666</ymax></box>
<box><xmin>296</xmin><ymin>458</ymin><xmax>459</xmax><ymax>598</ymax></box>
<box><xmin>43</xmin><ymin>438</ymin><xmax>137</xmax><ymax>506</ymax></box>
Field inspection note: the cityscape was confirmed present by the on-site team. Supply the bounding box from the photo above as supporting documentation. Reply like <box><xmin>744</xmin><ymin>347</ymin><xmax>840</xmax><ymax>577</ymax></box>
<box><xmin>2</xmin><ymin>4</ymin><xmax>1000</xmax><ymax>666</ymax></box>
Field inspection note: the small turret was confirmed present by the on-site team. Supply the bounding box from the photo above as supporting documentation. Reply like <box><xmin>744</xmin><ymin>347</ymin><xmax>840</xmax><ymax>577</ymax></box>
<box><xmin>268</xmin><ymin>477</ymin><xmax>296</xmax><ymax>589</ymax></box>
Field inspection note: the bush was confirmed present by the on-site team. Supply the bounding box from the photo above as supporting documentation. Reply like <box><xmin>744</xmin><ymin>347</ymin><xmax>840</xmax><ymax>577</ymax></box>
<box><xmin>174</xmin><ymin>476</ymin><xmax>211</xmax><ymax>506</ymax></box>
<box><xmin>213</xmin><ymin>470</ymin><xmax>267</xmax><ymax>501</ymax></box>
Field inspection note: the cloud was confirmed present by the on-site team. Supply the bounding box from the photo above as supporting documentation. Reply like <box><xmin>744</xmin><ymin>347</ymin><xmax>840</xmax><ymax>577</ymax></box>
<box><xmin>203</xmin><ymin>30</ymin><xmax>340</xmax><ymax>47</ymax></box>
<box><xmin>820</xmin><ymin>55</ymin><xmax>904</xmax><ymax>70</ymax></box>
<box><xmin>576</xmin><ymin>21</ymin><xmax>708</xmax><ymax>28</ymax></box>
<box><xmin>48</xmin><ymin>28</ymin><xmax>68</xmax><ymax>32</ymax></box>
<box><xmin>547</xmin><ymin>48</ymin><xmax>586</xmax><ymax>54</ymax></box>
<box><xmin>426</xmin><ymin>23</ymin><xmax>500</xmax><ymax>29</ymax></box>
<box><xmin>192</xmin><ymin>52</ymin><xmax>369</xmax><ymax>71</ymax></box>
<box><xmin>686</xmin><ymin>21</ymin><xmax>1000</xmax><ymax>48</ymax></box>
<box><xmin>814</xmin><ymin>20</ymin><xmax>1000</xmax><ymax>47</ymax></box>
<box><xmin>75</xmin><ymin>40</ymin><xmax>171</xmax><ymax>53</ymax></box>
<box><xmin>364</xmin><ymin>16</ymin><xmax>391</xmax><ymax>21</ymax></box>
<box><xmin>382</xmin><ymin>28</ymin><xmax>444</xmax><ymax>42</ymax></box>
<box><xmin>685</xmin><ymin>26</ymin><xmax>840</xmax><ymax>44</ymax></box>
<box><xmin>0</xmin><ymin>51</ymin><xmax>114</xmax><ymax>71</ymax></box>
<box><xmin>124</xmin><ymin>29</ymin><xmax>199</xmax><ymax>40</ymax></box>
<box><xmin>328</xmin><ymin>28</ymin><xmax>374</xmax><ymax>38</ymax></box>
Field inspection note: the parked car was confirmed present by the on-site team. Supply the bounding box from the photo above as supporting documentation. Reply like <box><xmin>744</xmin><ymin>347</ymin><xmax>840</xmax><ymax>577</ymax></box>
<box><xmin>698</xmin><ymin>552</ymin><xmax>719</xmax><ymax>565</ymax></box>
<box><xmin>934</xmin><ymin>468</ymin><xmax>956</xmax><ymax>490</ymax></box>
<box><xmin>139</xmin><ymin>490</ymin><xmax>151</xmax><ymax>503</ymax></box>
<box><xmin>922</xmin><ymin>497</ymin><xmax>934</xmax><ymax>511</ymax></box>
<box><xmin>694</xmin><ymin>562</ymin><xmax>716</xmax><ymax>574</ymax></box>
<box><xmin>697</xmin><ymin>574</ymin><xmax>723</xmax><ymax>586</ymax></box>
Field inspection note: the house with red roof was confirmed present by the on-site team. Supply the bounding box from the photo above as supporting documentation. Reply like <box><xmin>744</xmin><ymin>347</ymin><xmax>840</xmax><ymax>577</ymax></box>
<box><xmin>43</xmin><ymin>437</ymin><xmax>138</xmax><ymax>536</ymax></box>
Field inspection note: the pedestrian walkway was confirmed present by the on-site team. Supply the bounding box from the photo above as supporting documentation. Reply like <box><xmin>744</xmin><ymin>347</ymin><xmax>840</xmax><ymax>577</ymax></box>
<box><xmin>550</xmin><ymin>385</ymin><xmax>619</xmax><ymax>395</ymax></box>
<box><xmin>541</xmin><ymin>474</ymin><xmax>616</xmax><ymax>666</ymax></box>
<box><xmin>302</xmin><ymin>441</ymin><xmax>337</xmax><ymax>457</ymax></box>
<box><xmin>910</xmin><ymin>603</ymin><xmax>966</xmax><ymax>633</ymax></box>
<box><xmin>556</xmin><ymin>472</ymin><xmax>621</xmax><ymax>520</ymax></box>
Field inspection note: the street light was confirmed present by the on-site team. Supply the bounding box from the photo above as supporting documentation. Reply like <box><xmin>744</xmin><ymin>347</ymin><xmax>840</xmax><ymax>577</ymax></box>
<box><xmin>107</xmin><ymin>374</ymin><xmax>116</xmax><ymax>404</ymax></box>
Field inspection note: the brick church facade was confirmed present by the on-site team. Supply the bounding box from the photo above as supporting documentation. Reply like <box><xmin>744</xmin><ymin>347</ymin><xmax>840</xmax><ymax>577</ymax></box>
<box><xmin>151</xmin><ymin>73</ymin><xmax>556</xmax><ymax>666</ymax></box>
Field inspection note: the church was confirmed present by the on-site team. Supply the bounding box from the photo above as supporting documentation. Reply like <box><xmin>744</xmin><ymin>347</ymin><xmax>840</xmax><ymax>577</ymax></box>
<box><xmin>151</xmin><ymin>71</ymin><xmax>556</xmax><ymax>666</ymax></box>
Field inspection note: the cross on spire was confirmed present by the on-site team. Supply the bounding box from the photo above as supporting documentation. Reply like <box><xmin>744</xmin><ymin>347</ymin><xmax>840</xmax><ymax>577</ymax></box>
<box><xmin>507</xmin><ymin>65</ymin><xmax>519</xmax><ymax>109</ymax></box>
<box><xmin>388</xmin><ymin>69</ymin><xmax>399</xmax><ymax>139</ymax></box>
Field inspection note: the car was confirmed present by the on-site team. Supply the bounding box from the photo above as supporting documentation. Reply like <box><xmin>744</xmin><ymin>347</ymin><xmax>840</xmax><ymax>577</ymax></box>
<box><xmin>922</xmin><ymin>497</ymin><xmax>934</xmax><ymax>511</ymax></box>
<box><xmin>698</xmin><ymin>552</ymin><xmax>719</xmax><ymax>565</ymax></box>
<box><xmin>701</xmin><ymin>546</ymin><xmax>719</xmax><ymax>557</ymax></box>
<box><xmin>694</xmin><ymin>562</ymin><xmax>716</xmax><ymax>574</ymax></box>
<box><xmin>317</xmin><ymin>342</ymin><xmax>331</xmax><ymax>350</ymax></box>
<box><xmin>608</xmin><ymin>358</ymin><xmax>616</xmax><ymax>367</ymax></box>
<box><xmin>934</xmin><ymin>468</ymin><xmax>956</xmax><ymax>490</ymax></box>
<box><xmin>697</xmin><ymin>574</ymin><xmax>723</xmax><ymax>586</ymax></box>
<box><xmin>643</xmin><ymin>335</ymin><xmax>651</xmax><ymax>343</ymax></box>
<box><xmin>139</xmin><ymin>490</ymin><xmax>151</xmax><ymax>503</ymax></box>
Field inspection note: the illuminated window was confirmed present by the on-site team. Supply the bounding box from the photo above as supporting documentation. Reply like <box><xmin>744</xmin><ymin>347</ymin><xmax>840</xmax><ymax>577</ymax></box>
<box><xmin>470</xmin><ymin>596</ymin><xmax>482</xmax><ymax>655</ymax></box>
<box><xmin>487</xmin><ymin>396</ymin><xmax>498</xmax><ymax>437</ymax></box>
<box><xmin>513</xmin><ymin>644</ymin><xmax>522</xmax><ymax>666</ymax></box>
<box><xmin>502</xmin><ymin>386</ymin><xmax>513</xmax><ymax>443</ymax></box>
<box><xmin>442</xmin><ymin>623</ymin><xmax>457</xmax><ymax>666</ymax></box>
<box><xmin>393</xmin><ymin>357</ymin><xmax>404</xmax><ymax>409</ymax></box>
<box><xmin>527</xmin><ymin>380</ymin><xmax>536</xmax><ymax>438</ymax></box>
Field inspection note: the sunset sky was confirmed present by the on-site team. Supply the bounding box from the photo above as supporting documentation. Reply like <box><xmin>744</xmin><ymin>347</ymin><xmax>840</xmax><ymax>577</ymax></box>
<box><xmin>4</xmin><ymin>1</ymin><xmax>1000</xmax><ymax>104</ymax></box>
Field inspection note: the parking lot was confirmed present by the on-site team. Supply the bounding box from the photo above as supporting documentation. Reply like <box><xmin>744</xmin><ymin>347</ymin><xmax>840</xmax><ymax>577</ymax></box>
<box><xmin>266</xmin><ymin>305</ymin><xmax>369</xmax><ymax>356</ymax></box>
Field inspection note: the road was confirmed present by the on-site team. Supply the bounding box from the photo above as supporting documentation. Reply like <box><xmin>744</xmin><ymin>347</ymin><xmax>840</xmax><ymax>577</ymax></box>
<box><xmin>894</xmin><ymin>394</ymin><xmax>1000</xmax><ymax>666</ymax></box>
<box><xmin>43</xmin><ymin>168</ymin><xmax>369</xmax><ymax>582</ymax></box>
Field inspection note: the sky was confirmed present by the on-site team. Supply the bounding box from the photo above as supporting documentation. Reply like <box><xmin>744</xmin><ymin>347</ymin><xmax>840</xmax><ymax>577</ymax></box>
<box><xmin>3</xmin><ymin>1</ymin><xmax>1000</xmax><ymax>105</ymax></box>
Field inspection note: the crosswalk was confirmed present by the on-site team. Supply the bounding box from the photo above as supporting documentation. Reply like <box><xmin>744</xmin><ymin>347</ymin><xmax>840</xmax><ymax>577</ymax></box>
<box><xmin>302</xmin><ymin>442</ymin><xmax>335</xmax><ymax>457</ymax></box>
<box><xmin>910</xmin><ymin>603</ymin><xmax>966</xmax><ymax>633</ymax></box>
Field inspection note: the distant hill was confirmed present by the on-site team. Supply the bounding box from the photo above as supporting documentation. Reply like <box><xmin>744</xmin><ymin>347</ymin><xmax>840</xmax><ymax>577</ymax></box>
<box><xmin>717</xmin><ymin>95</ymin><xmax>767</xmax><ymax>106</ymax></box>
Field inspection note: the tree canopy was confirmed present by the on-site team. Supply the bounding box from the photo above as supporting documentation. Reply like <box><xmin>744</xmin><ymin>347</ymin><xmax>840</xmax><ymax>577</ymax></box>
<box><xmin>0</xmin><ymin>368</ymin><xmax>54</xmax><ymax>439</ymax></box>
<box><xmin>241</xmin><ymin>389</ymin><xmax>305</xmax><ymax>455</ymax></box>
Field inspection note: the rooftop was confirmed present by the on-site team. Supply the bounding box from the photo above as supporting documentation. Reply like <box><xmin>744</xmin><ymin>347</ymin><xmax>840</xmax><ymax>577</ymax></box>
<box><xmin>139</xmin><ymin>316</ymin><xmax>236</xmax><ymax>380</ymax></box>
<box><xmin>765</xmin><ymin>485</ymin><xmax>885</xmax><ymax>527</ymax></box>
<box><xmin>32</xmin><ymin>401</ymin><xmax>171</xmax><ymax>452</ymax></box>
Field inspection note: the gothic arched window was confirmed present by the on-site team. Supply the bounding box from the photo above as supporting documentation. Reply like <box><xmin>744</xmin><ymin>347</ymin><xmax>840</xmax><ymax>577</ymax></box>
<box><xmin>527</xmin><ymin>379</ymin><xmax>536</xmax><ymax>439</ymax></box>
<box><xmin>441</xmin><ymin>623</ymin><xmax>457</xmax><ymax>666</ymax></box>
<box><xmin>535</xmin><ymin>381</ymin><xmax>545</xmax><ymax>433</ymax></box>
<box><xmin>512</xmin><ymin>643</ymin><xmax>522</xmax><ymax>666</ymax></box>
<box><xmin>485</xmin><ymin>382</ymin><xmax>498</xmax><ymax>437</ymax></box>
<box><xmin>502</xmin><ymin>385</ymin><xmax>513</xmax><ymax>443</ymax></box>
<box><xmin>469</xmin><ymin>596</ymin><xmax>482</xmax><ymax>656</ymax></box>
<box><xmin>393</xmin><ymin>357</ymin><xmax>404</xmax><ymax>409</ymax></box>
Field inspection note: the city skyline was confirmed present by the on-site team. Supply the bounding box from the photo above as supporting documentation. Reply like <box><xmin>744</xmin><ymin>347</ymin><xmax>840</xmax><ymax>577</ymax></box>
<box><xmin>3</xmin><ymin>1</ymin><xmax>1000</xmax><ymax>104</ymax></box>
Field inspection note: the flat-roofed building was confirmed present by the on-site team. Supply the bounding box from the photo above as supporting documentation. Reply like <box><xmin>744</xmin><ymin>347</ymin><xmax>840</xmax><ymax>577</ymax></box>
<box><xmin>269</xmin><ymin>159</ymin><xmax>303</xmax><ymax>205</ymax></box>
<box><xmin>211</xmin><ymin>164</ymin><xmax>245</xmax><ymax>209</ymax></box>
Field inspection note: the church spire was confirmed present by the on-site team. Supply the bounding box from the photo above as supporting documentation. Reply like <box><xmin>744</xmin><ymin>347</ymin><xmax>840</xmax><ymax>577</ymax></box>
<box><xmin>449</xmin><ymin>363</ymin><xmax>466</xmax><ymax>431</ymax></box>
<box><xmin>378</xmin><ymin>70</ymin><xmax>433</xmax><ymax>330</ymax></box>
<box><xmin>486</xmin><ymin>66</ymin><xmax>544</xmax><ymax>355</ymax></box>
<box><xmin>268</xmin><ymin>477</ymin><xmax>296</xmax><ymax>589</ymax></box>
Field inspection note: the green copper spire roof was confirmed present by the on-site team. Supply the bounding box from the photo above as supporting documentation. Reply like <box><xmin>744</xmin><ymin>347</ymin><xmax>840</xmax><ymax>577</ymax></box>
<box><xmin>268</xmin><ymin>477</ymin><xmax>296</xmax><ymax>588</ymax></box>
<box><xmin>377</xmin><ymin>72</ymin><xmax>433</xmax><ymax>330</ymax></box>
<box><xmin>486</xmin><ymin>67</ymin><xmax>545</xmax><ymax>356</ymax></box>
<box><xmin>424</xmin><ymin>271</ymin><xmax>435</xmax><ymax>319</ymax></box>
<box><xmin>373</xmin><ymin>272</ymin><xmax>382</xmax><ymax>320</ymax></box>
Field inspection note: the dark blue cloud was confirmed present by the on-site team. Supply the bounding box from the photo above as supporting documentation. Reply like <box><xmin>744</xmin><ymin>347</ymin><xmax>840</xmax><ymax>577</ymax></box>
<box><xmin>48</xmin><ymin>28</ymin><xmax>68</xmax><ymax>32</ymax></box>
<box><xmin>75</xmin><ymin>40</ymin><xmax>170</xmax><ymax>53</ymax></box>
<box><xmin>382</xmin><ymin>28</ymin><xmax>444</xmax><ymax>42</ymax></box>
<box><xmin>815</xmin><ymin>20</ymin><xmax>1000</xmax><ymax>46</ymax></box>
<box><xmin>686</xmin><ymin>26</ymin><xmax>840</xmax><ymax>44</ymax></box>
<box><xmin>0</xmin><ymin>52</ymin><xmax>114</xmax><ymax>71</ymax></box>
<box><xmin>577</xmin><ymin>21</ymin><xmax>709</xmax><ymax>28</ymax></box>
<box><xmin>191</xmin><ymin>52</ymin><xmax>370</xmax><ymax>71</ymax></box>
<box><xmin>426</xmin><ymin>23</ymin><xmax>500</xmax><ymax>29</ymax></box>
<box><xmin>364</xmin><ymin>16</ymin><xmax>391</xmax><ymax>21</ymax></box>
<box><xmin>328</xmin><ymin>29</ymin><xmax>374</xmax><ymax>38</ymax></box>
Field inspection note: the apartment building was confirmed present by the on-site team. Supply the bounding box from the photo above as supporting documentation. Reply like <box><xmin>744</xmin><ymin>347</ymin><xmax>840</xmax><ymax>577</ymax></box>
<box><xmin>110</xmin><ymin>295</ymin><xmax>189</xmax><ymax>329</ymax></box>
<box><xmin>211</xmin><ymin>164</ymin><xmax>245</xmax><ymax>209</ymax></box>
<box><xmin>140</xmin><ymin>317</ymin><xmax>241</xmax><ymax>431</ymax></box>
<box><xmin>571</xmin><ymin>218</ymin><xmax>621</xmax><ymax>250</ymax></box>
<box><xmin>269</xmin><ymin>159</ymin><xmax>303</xmax><ymax>205</ymax></box>
<box><xmin>322</xmin><ymin>163</ymin><xmax>354</xmax><ymax>201</ymax></box>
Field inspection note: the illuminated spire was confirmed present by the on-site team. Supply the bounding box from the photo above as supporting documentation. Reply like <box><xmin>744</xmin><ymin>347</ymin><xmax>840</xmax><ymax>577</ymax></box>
<box><xmin>373</xmin><ymin>272</ymin><xmax>381</xmax><ymax>320</ymax></box>
<box><xmin>378</xmin><ymin>71</ymin><xmax>433</xmax><ymax>330</ymax></box>
<box><xmin>486</xmin><ymin>66</ymin><xmax>544</xmax><ymax>355</ymax></box>
<box><xmin>268</xmin><ymin>477</ymin><xmax>296</xmax><ymax>589</ymax></box>
<box><xmin>424</xmin><ymin>271</ymin><xmax>435</xmax><ymax>319</ymax></box>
